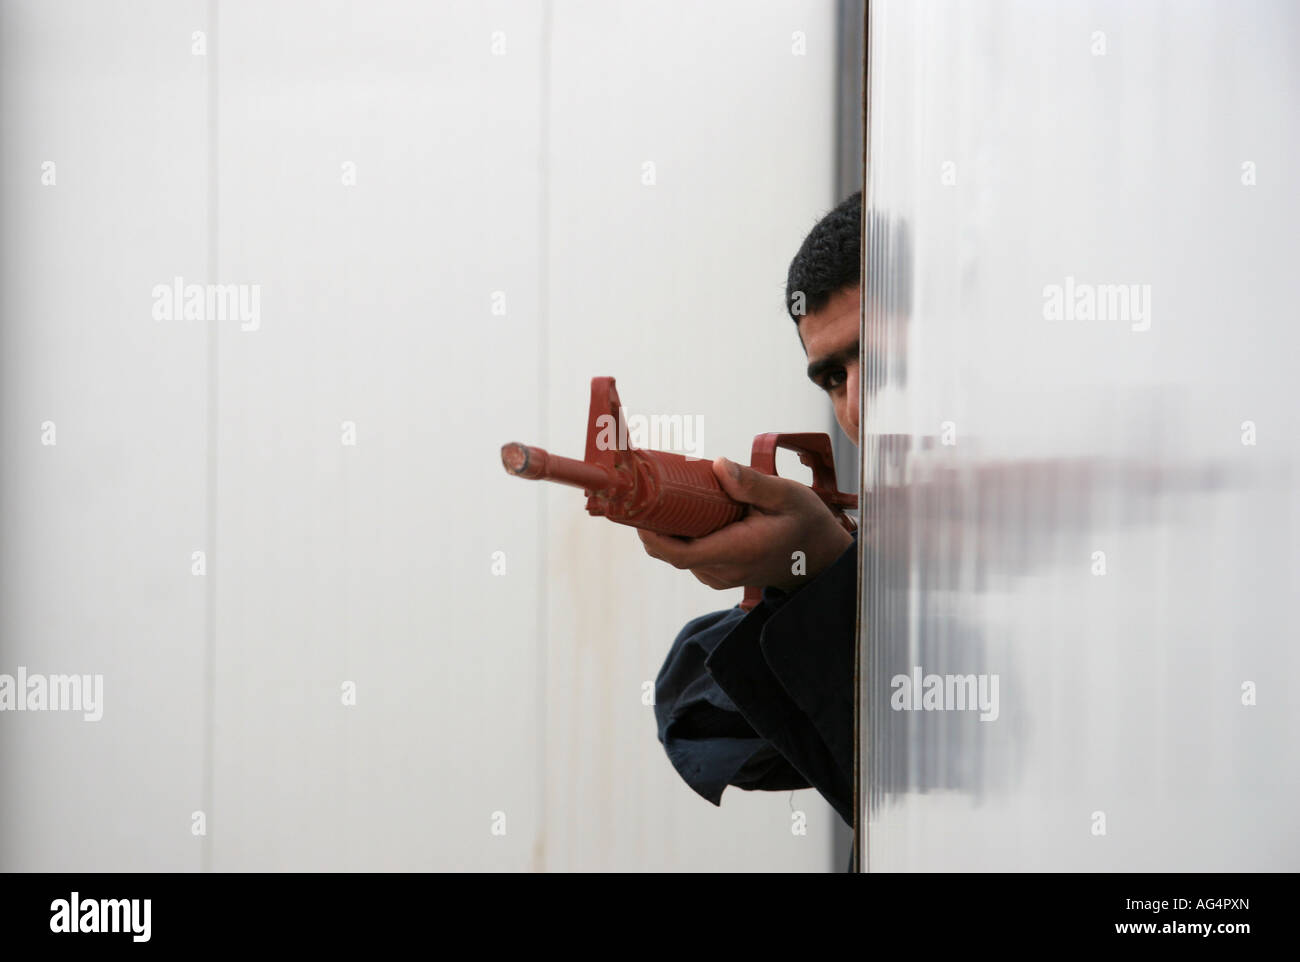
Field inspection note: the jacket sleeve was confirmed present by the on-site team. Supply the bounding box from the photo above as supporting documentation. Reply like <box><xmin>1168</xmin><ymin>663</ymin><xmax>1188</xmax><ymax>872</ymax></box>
<box><xmin>653</xmin><ymin>603</ymin><xmax>812</xmax><ymax>806</ymax></box>
<box><xmin>653</xmin><ymin>534</ymin><xmax>858</xmax><ymax>827</ymax></box>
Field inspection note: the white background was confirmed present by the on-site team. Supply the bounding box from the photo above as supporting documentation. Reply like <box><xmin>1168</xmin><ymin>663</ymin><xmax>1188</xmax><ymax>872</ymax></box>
<box><xmin>0</xmin><ymin>0</ymin><xmax>845</xmax><ymax>871</ymax></box>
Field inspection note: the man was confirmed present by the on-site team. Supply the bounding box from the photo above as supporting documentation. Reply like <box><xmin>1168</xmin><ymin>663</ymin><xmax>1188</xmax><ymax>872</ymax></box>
<box><xmin>640</xmin><ymin>191</ymin><xmax>864</xmax><ymax>863</ymax></box>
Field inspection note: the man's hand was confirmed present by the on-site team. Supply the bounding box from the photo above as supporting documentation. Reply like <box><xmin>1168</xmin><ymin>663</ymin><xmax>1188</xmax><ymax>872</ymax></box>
<box><xmin>637</xmin><ymin>456</ymin><xmax>853</xmax><ymax>594</ymax></box>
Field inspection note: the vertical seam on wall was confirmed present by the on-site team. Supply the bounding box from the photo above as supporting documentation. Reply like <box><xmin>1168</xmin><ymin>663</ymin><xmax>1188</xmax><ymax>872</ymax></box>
<box><xmin>200</xmin><ymin>0</ymin><xmax>219</xmax><ymax>875</ymax></box>
<box><xmin>836</xmin><ymin>0</ymin><xmax>867</xmax><ymax>875</ymax></box>
<box><xmin>856</xmin><ymin>0</ymin><xmax>872</xmax><ymax>876</ymax></box>
<box><xmin>533</xmin><ymin>0</ymin><xmax>553</xmax><ymax>874</ymax></box>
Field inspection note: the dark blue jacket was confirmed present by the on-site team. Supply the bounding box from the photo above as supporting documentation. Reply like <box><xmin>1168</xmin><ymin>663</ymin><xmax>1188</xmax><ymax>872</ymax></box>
<box><xmin>653</xmin><ymin>535</ymin><xmax>858</xmax><ymax>832</ymax></box>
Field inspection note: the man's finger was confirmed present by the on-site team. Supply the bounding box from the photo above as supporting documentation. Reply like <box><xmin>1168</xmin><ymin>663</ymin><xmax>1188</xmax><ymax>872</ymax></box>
<box><xmin>690</xmin><ymin>564</ymin><xmax>743</xmax><ymax>590</ymax></box>
<box><xmin>712</xmin><ymin>457</ymin><xmax>790</xmax><ymax>511</ymax></box>
<box><xmin>638</xmin><ymin>523</ymin><xmax>752</xmax><ymax>570</ymax></box>
<box><xmin>692</xmin><ymin>570</ymin><xmax>730</xmax><ymax>591</ymax></box>
<box><xmin>637</xmin><ymin>528</ymin><xmax>697</xmax><ymax>569</ymax></box>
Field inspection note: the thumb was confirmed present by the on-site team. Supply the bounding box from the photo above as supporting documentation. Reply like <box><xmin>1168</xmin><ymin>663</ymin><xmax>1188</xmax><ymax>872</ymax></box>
<box><xmin>713</xmin><ymin>457</ymin><xmax>788</xmax><ymax>511</ymax></box>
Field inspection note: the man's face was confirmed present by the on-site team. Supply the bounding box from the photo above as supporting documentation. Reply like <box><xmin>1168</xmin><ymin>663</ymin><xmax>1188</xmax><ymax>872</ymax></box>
<box><xmin>799</xmin><ymin>285</ymin><xmax>861</xmax><ymax>446</ymax></box>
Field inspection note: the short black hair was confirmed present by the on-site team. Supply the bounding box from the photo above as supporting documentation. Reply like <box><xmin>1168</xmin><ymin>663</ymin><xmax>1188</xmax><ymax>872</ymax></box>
<box><xmin>785</xmin><ymin>190</ymin><xmax>861</xmax><ymax>322</ymax></box>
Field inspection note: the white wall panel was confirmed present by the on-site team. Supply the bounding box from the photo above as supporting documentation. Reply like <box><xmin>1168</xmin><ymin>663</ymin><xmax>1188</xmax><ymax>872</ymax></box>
<box><xmin>541</xmin><ymin>0</ymin><xmax>841</xmax><ymax>870</ymax></box>
<box><xmin>210</xmin><ymin>0</ymin><xmax>546</xmax><ymax>871</ymax></box>
<box><xmin>0</xmin><ymin>0</ymin><xmax>210</xmax><ymax>871</ymax></box>
<box><xmin>1</xmin><ymin>0</ymin><xmax>844</xmax><ymax>872</ymax></box>
<box><xmin>861</xmin><ymin>0</ymin><xmax>1300</xmax><ymax>871</ymax></box>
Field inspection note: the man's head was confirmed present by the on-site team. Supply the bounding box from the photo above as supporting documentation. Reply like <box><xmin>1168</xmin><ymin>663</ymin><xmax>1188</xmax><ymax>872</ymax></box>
<box><xmin>786</xmin><ymin>191</ymin><xmax>862</xmax><ymax>444</ymax></box>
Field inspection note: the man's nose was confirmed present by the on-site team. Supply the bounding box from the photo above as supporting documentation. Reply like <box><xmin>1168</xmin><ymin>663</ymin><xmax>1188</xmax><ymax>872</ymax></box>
<box><xmin>847</xmin><ymin>363</ymin><xmax>861</xmax><ymax>437</ymax></box>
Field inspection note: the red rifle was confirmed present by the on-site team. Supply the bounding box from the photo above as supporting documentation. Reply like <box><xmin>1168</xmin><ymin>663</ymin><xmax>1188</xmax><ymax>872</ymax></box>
<box><xmin>501</xmin><ymin>376</ymin><xmax>858</xmax><ymax>610</ymax></box>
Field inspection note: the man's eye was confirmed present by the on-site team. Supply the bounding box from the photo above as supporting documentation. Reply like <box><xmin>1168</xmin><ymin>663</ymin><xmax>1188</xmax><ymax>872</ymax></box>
<box><xmin>823</xmin><ymin>369</ymin><xmax>847</xmax><ymax>391</ymax></box>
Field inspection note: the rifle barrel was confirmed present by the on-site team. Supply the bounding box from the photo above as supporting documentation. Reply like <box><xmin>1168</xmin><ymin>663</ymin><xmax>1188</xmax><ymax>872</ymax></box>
<box><xmin>500</xmin><ymin>442</ymin><xmax>616</xmax><ymax>491</ymax></box>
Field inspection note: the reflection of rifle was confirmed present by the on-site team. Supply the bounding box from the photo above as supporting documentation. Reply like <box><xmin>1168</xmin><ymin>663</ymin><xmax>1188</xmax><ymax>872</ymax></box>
<box><xmin>501</xmin><ymin>376</ymin><xmax>858</xmax><ymax>610</ymax></box>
